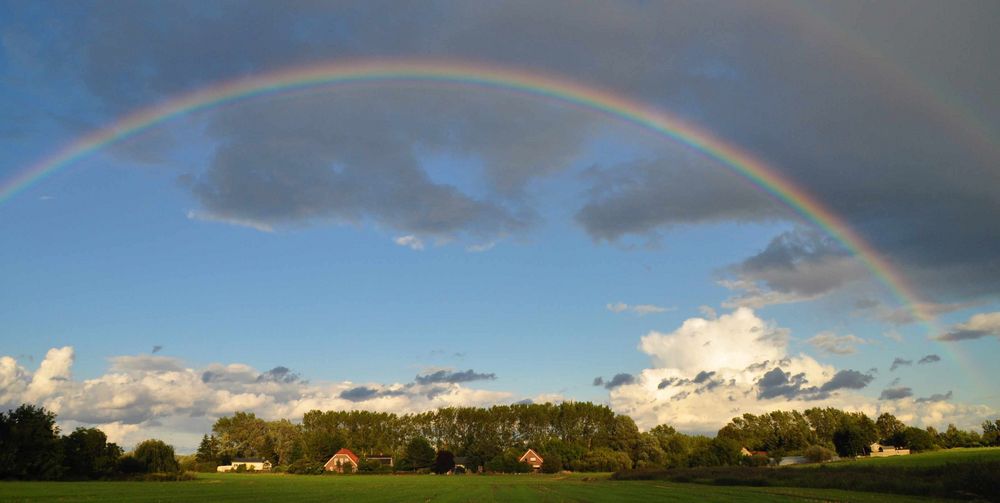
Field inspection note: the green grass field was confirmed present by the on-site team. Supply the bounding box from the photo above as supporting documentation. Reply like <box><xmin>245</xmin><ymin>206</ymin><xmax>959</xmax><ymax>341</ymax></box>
<box><xmin>840</xmin><ymin>447</ymin><xmax>1000</xmax><ymax>467</ymax></box>
<box><xmin>4</xmin><ymin>449</ymin><xmax>996</xmax><ymax>503</ymax></box>
<box><xmin>0</xmin><ymin>472</ymin><xmax>956</xmax><ymax>503</ymax></box>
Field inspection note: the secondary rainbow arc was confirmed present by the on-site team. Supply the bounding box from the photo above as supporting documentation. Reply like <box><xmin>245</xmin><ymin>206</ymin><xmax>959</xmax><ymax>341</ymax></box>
<box><xmin>0</xmin><ymin>59</ymin><xmax>932</xmax><ymax>325</ymax></box>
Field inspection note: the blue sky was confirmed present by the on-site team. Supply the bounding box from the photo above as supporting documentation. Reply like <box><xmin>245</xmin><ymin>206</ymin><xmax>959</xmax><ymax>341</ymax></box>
<box><xmin>1</xmin><ymin>0</ymin><xmax>998</xmax><ymax>450</ymax></box>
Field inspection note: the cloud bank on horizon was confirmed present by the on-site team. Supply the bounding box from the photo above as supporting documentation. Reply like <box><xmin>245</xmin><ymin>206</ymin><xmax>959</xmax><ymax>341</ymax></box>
<box><xmin>2</xmin><ymin>307</ymin><xmax>994</xmax><ymax>451</ymax></box>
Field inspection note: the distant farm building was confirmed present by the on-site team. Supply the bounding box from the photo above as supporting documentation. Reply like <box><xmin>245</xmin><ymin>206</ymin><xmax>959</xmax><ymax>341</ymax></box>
<box><xmin>453</xmin><ymin>456</ymin><xmax>482</xmax><ymax>474</ymax></box>
<box><xmin>778</xmin><ymin>456</ymin><xmax>809</xmax><ymax>466</ymax></box>
<box><xmin>869</xmin><ymin>443</ymin><xmax>910</xmax><ymax>457</ymax></box>
<box><xmin>216</xmin><ymin>458</ymin><xmax>271</xmax><ymax>472</ymax></box>
<box><xmin>740</xmin><ymin>447</ymin><xmax>768</xmax><ymax>457</ymax></box>
<box><xmin>324</xmin><ymin>448</ymin><xmax>360</xmax><ymax>473</ymax></box>
<box><xmin>519</xmin><ymin>449</ymin><xmax>543</xmax><ymax>470</ymax></box>
<box><xmin>366</xmin><ymin>454</ymin><xmax>394</xmax><ymax>468</ymax></box>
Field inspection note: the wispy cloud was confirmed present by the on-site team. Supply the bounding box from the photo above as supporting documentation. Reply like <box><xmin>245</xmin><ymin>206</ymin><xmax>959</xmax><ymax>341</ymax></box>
<box><xmin>394</xmin><ymin>235</ymin><xmax>425</xmax><ymax>251</ymax></box>
<box><xmin>414</xmin><ymin>369</ymin><xmax>496</xmax><ymax>385</ymax></box>
<box><xmin>890</xmin><ymin>357</ymin><xmax>912</xmax><ymax>372</ymax></box>
<box><xmin>605</xmin><ymin>302</ymin><xmax>672</xmax><ymax>315</ymax></box>
<box><xmin>807</xmin><ymin>332</ymin><xmax>868</xmax><ymax>355</ymax></box>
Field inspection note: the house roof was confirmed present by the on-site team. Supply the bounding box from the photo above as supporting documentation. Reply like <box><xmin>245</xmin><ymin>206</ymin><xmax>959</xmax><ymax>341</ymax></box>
<box><xmin>334</xmin><ymin>448</ymin><xmax>360</xmax><ymax>464</ymax></box>
<box><xmin>232</xmin><ymin>458</ymin><xmax>268</xmax><ymax>463</ymax></box>
<box><xmin>519</xmin><ymin>449</ymin><xmax>543</xmax><ymax>463</ymax></box>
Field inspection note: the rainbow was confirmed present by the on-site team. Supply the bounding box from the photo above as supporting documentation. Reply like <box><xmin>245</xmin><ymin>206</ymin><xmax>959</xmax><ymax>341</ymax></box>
<box><xmin>783</xmin><ymin>2</ymin><xmax>999</xmax><ymax>165</ymax></box>
<box><xmin>0</xmin><ymin>59</ymin><xmax>932</xmax><ymax>324</ymax></box>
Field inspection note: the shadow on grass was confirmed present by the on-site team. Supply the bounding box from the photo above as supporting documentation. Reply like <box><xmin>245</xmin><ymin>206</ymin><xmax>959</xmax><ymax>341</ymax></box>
<box><xmin>613</xmin><ymin>461</ymin><xmax>1000</xmax><ymax>501</ymax></box>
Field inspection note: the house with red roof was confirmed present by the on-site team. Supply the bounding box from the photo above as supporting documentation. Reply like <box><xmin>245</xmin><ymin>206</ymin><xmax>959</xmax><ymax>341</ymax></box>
<box><xmin>519</xmin><ymin>449</ymin><xmax>544</xmax><ymax>471</ymax></box>
<box><xmin>324</xmin><ymin>448</ymin><xmax>360</xmax><ymax>473</ymax></box>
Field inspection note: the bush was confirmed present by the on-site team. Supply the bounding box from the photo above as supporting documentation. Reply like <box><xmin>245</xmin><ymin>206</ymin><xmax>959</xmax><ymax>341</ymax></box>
<box><xmin>743</xmin><ymin>453</ymin><xmax>771</xmax><ymax>467</ymax></box>
<box><xmin>286</xmin><ymin>459</ymin><xmax>324</xmax><ymax>475</ymax></box>
<box><xmin>803</xmin><ymin>445</ymin><xmax>835</xmax><ymax>463</ymax></box>
<box><xmin>118</xmin><ymin>455</ymin><xmax>146</xmax><ymax>475</ymax></box>
<box><xmin>395</xmin><ymin>458</ymin><xmax>413</xmax><ymax>472</ymax></box>
<box><xmin>486</xmin><ymin>451</ymin><xmax>531</xmax><ymax>473</ymax></box>
<box><xmin>541</xmin><ymin>453</ymin><xmax>562</xmax><ymax>473</ymax></box>
<box><xmin>571</xmin><ymin>448</ymin><xmax>632</xmax><ymax>472</ymax></box>
<box><xmin>432</xmin><ymin>450</ymin><xmax>456</xmax><ymax>474</ymax></box>
<box><xmin>688</xmin><ymin>438</ymin><xmax>742</xmax><ymax>467</ymax></box>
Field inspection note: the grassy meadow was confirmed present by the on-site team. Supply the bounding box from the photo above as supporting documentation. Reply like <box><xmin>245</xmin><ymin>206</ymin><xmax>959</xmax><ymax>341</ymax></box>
<box><xmin>833</xmin><ymin>447</ymin><xmax>1000</xmax><ymax>468</ymax></box>
<box><xmin>3</xmin><ymin>449</ymin><xmax>997</xmax><ymax>502</ymax></box>
<box><xmin>613</xmin><ymin>447</ymin><xmax>1000</xmax><ymax>501</ymax></box>
<box><xmin>0</xmin><ymin>472</ymin><xmax>951</xmax><ymax>503</ymax></box>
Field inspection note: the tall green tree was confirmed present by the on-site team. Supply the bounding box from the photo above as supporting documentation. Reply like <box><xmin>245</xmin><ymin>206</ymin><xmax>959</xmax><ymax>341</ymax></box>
<box><xmin>876</xmin><ymin>413</ymin><xmax>907</xmax><ymax>443</ymax></box>
<box><xmin>212</xmin><ymin>411</ymin><xmax>270</xmax><ymax>459</ymax></box>
<box><xmin>195</xmin><ymin>434</ymin><xmax>220</xmax><ymax>464</ymax></box>
<box><xmin>0</xmin><ymin>404</ymin><xmax>64</xmax><ymax>479</ymax></box>
<box><xmin>833</xmin><ymin>422</ymin><xmax>869</xmax><ymax>457</ymax></box>
<box><xmin>132</xmin><ymin>439</ymin><xmax>180</xmax><ymax>473</ymax></box>
<box><xmin>62</xmin><ymin>427</ymin><xmax>122</xmax><ymax>479</ymax></box>
<box><xmin>405</xmin><ymin>436</ymin><xmax>435</xmax><ymax>470</ymax></box>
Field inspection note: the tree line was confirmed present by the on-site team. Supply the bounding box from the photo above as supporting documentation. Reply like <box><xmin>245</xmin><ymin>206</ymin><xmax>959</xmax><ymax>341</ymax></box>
<box><xmin>198</xmin><ymin>403</ymin><xmax>1000</xmax><ymax>473</ymax></box>
<box><xmin>3</xmin><ymin>401</ymin><xmax>999</xmax><ymax>480</ymax></box>
<box><xmin>0</xmin><ymin>404</ymin><xmax>186</xmax><ymax>480</ymax></box>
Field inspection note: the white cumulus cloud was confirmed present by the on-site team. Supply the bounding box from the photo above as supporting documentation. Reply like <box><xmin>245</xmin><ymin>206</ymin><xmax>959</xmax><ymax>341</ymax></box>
<box><xmin>608</xmin><ymin>308</ymin><xmax>994</xmax><ymax>433</ymax></box>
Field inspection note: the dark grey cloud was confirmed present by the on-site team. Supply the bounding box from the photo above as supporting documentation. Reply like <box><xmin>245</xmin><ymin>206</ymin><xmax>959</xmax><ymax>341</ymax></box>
<box><xmin>151</xmin><ymin>345</ymin><xmax>162</xmax><ymax>354</ymax></box>
<box><xmin>339</xmin><ymin>386</ymin><xmax>380</xmax><ymax>402</ymax></box>
<box><xmin>745</xmin><ymin>359</ymin><xmax>788</xmax><ymax>373</ymax></box>
<box><xmin>918</xmin><ymin>354</ymin><xmax>941</xmax><ymax>364</ymax></box>
<box><xmin>890</xmin><ymin>358</ymin><xmax>913</xmax><ymax>372</ymax></box>
<box><xmin>5</xmin><ymin>0</ymin><xmax>1000</xmax><ymax>301</ymax></box>
<box><xmin>722</xmin><ymin>228</ymin><xmax>866</xmax><ymax>307</ymax></box>
<box><xmin>756</xmin><ymin>368</ymin><xmax>821</xmax><ymax>400</ymax></box>
<box><xmin>818</xmin><ymin>370</ymin><xmax>874</xmax><ymax>392</ymax></box>
<box><xmin>576</xmin><ymin>158</ymin><xmax>782</xmax><ymax>243</ymax></box>
<box><xmin>757</xmin><ymin>367</ymin><xmax>872</xmax><ymax>400</ymax></box>
<box><xmin>256</xmin><ymin>366</ymin><xmax>301</xmax><ymax>384</ymax></box>
<box><xmin>879</xmin><ymin>387</ymin><xmax>914</xmax><ymax>400</ymax></box>
<box><xmin>935</xmin><ymin>312</ymin><xmax>1000</xmax><ymax>341</ymax></box>
<box><xmin>657</xmin><ymin>372</ymin><xmax>728</xmax><ymax>393</ymax></box>
<box><xmin>915</xmin><ymin>391</ymin><xmax>953</xmax><ymax>403</ymax></box>
<box><xmin>937</xmin><ymin>329</ymin><xmax>994</xmax><ymax>341</ymax></box>
<box><xmin>338</xmin><ymin>386</ymin><xmax>406</xmax><ymax>402</ymax></box>
<box><xmin>854</xmin><ymin>298</ymin><xmax>880</xmax><ymax>310</ymax></box>
<box><xmin>604</xmin><ymin>373</ymin><xmax>636</xmax><ymax>389</ymax></box>
<box><xmin>692</xmin><ymin>370</ymin><xmax>717</xmax><ymax>384</ymax></box>
<box><xmin>658</xmin><ymin>377</ymin><xmax>683</xmax><ymax>389</ymax></box>
<box><xmin>185</xmin><ymin>87</ymin><xmax>600</xmax><ymax>240</ymax></box>
<box><xmin>415</xmin><ymin>369</ymin><xmax>496</xmax><ymax>385</ymax></box>
<box><xmin>592</xmin><ymin>377</ymin><xmax>604</xmax><ymax>387</ymax></box>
